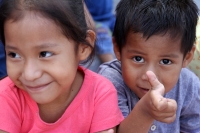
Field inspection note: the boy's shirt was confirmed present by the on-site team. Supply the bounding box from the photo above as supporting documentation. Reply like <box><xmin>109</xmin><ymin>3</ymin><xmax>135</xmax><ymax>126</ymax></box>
<box><xmin>98</xmin><ymin>59</ymin><xmax>200</xmax><ymax>133</ymax></box>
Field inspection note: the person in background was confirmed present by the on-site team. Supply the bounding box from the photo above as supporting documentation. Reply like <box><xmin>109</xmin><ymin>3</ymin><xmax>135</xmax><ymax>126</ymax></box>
<box><xmin>84</xmin><ymin>0</ymin><xmax>116</xmax><ymax>72</ymax></box>
<box><xmin>98</xmin><ymin>0</ymin><xmax>200</xmax><ymax>132</ymax></box>
<box><xmin>0</xmin><ymin>0</ymin><xmax>6</xmax><ymax>79</ymax></box>
<box><xmin>0</xmin><ymin>41</ymin><xmax>6</xmax><ymax>79</ymax></box>
<box><xmin>188</xmin><ymin>18</ymin><xmax>200</xmax><ymax>78</ymax></box>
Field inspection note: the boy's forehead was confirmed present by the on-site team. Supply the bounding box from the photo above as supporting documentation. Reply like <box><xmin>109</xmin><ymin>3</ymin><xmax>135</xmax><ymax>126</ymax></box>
<box><xmin>124</xmin><ymin>32</ymin><xmax>182</xmax><ymax>50</ymax></box>
<box><xmin>126</xmin><ymin>32</ymin><xmax>182</xmax><ymax>44</ymax></box>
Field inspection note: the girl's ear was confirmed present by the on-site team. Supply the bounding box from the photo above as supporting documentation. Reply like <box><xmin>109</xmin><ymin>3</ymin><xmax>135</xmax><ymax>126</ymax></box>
<box><xmin>113</xmin><ymin>37</ymin><xmax>121</xmax><ymax>61</ymax></box>
<box><xmin>78</xmin><ymin>30</ymin><xmax>96</xmax><ymax>61</ymax></box>
<box><xmin>182</xmin><ymin>45</ymin><xmax>196</xmax><ymax>68</ymax></box>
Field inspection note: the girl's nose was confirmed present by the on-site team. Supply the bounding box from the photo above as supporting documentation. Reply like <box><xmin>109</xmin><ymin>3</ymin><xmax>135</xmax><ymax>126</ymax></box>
<box><xmin>22</xmin><ymin>60</ymin><xmax>42</xmax><ymax>81</ymax></box>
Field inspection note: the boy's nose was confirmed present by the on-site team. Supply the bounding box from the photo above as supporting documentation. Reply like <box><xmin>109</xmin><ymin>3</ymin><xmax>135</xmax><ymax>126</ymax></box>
<box><xmin>22</xmin><ymin>60</ymin><xmax>42</xmax><ymax>81</ymax></box>
<box><xmin>141</xmin><ymin>65</ymin><xmax>157</xmax><ymax>81</ymax></box>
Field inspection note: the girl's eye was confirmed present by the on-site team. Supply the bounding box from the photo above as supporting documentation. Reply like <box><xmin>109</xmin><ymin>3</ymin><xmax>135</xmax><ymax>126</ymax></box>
<box><xmin>39</xmin><ymin>51</ymin><xmax>53</xmax><ymax>58</ymax></box>
<box><xmin>8</xmin><ymin>52</ymin><xmax>21</xmax><ymax>58</ymax></box>
<box><xmin>160</xmin><ymin>59</ymin><xmax>172</xmax><ymax>65</ymax></box>
<box><xmin>133</xmin><ymin>56</ymin><xmax>144</xmax><ymax>63</ymax></box>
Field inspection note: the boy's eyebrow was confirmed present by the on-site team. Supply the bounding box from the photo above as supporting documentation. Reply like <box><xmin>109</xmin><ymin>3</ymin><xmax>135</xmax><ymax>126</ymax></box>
<box><xmin>159</xmin><ymin>54</ymin><xmax>179</xmax><ymax>58</ymax></box>
<box><xmin>127</xmin><ymin>50</ymin><xmax>147</xmax><ymax>55</ymax></box>
<box><xmin>127</xmin><ymin>49</ymin><xmax>179</xmax><ymax>58</ymax></box>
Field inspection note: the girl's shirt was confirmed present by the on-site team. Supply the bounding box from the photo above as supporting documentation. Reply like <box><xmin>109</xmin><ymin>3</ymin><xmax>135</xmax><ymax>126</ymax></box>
<box><xmin>0</xmin><ymin>67</ymin><xmax>123</xmax><ymax>133</ymax></box>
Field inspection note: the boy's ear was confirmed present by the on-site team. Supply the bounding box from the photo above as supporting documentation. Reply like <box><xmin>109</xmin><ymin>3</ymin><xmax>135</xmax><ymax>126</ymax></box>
<box><xmin>182</xmin><ymin>45</ymin><xmax>196</xmax><ymax>68</ymax></box>
<box><xmin>78</xmin><ymin>30</ymin><xmax>96</xmax><ymax>61</ymax></box>
<box><xmin>113</xmin><ymin>37</ymin><xmax>121</xmax><ymax>61</ymax></box>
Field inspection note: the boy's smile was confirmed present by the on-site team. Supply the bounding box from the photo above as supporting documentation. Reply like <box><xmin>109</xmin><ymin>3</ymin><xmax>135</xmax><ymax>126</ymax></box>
<box><xmin>114</xmin><ymin>33</ymin><xmax>192</xmax><ymax>98</ymax></box>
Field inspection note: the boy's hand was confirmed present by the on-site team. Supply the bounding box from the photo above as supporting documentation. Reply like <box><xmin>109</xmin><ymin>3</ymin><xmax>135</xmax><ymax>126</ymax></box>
<box><xmin>141</xmin><ymin>71</ymin><xmax>177</xmax><ymax>123</ymax></box>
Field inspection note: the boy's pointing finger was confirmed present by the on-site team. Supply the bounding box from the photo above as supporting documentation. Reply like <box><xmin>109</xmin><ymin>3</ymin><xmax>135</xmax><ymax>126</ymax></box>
<box><xmin>146</xmin><ymin>71</ymin><xmax>165</xmax><ymax>96</ymax></box>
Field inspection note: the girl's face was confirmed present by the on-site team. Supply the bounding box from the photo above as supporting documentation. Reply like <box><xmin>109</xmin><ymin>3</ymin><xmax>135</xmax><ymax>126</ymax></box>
<box><xmin>4</xmin><ymin>12</ymin><xmax>85</xmax><ymax>105</ymax></box>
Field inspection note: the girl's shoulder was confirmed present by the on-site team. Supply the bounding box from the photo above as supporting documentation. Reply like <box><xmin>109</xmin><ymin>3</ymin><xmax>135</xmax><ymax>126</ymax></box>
<box><xmin>0</xmin><ymin>77</ymin><xmax>28</xmax><ymax>103</ymax></box>
<box><xmin>0</xmin><ymin>77</ymin><xmax>16</xmax><ymax>92</ymax></box>
<box><xmin>80</xmin><ymin>66</ymin><xmax>117</xmax><ymax>94</ymax></box>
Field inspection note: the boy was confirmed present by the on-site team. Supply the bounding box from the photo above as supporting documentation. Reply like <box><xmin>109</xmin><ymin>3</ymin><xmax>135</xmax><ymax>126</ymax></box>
<box><xmin>98</xmin><ymin>0</ymin><xmax>200</xmax><ymax>132</ymax></box>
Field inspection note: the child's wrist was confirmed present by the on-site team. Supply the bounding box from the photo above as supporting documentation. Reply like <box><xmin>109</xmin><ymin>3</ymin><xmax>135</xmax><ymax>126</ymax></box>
<box><xmin>137</xmin><ymin>93</ymin><xmax>154</xmax><ymax>120</ymax></box>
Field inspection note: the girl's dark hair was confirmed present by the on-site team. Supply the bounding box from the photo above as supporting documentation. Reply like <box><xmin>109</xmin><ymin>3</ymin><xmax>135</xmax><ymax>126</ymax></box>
<box><xmin>113</xmin><ymin>0</ymin><xmax>199</xmax><ymax>56</ymax></box>
<box><xmin>0</xmin><ymin>0</ymin><xmax>94</xmax><ymax>64</ymax></box>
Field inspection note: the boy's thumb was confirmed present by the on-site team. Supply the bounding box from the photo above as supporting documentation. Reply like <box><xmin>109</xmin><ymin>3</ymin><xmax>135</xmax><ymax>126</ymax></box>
<box><xmin>146</xmin><ymin>71</ymin><xmax>165</xmax><ymax>96</ymax></box>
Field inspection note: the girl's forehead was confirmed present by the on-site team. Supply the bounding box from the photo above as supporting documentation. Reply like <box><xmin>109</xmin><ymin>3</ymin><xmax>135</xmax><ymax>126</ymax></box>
<box><xmin>5</xmin><ymin>13</ymin><xmax>62</xmax><ymax>42</ymax></box>
<box><xmin>7</xmin><ymin>10</ymin><xmax>52</xmax><ymax>23</ymax></box>
<box><xmin>5</xmin><ymin>11</ymin><xmax>63</xmax><ymax>34</ymax></box>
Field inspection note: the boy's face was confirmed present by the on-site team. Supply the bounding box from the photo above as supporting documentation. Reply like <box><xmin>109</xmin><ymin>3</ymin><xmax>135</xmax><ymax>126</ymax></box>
<box><xmin>114</xmin><ymin>33</ymin><xmax>194</xmax><ymax>98</ymax></box>
<box><xmin>4</xmin><ymin>13</ymin><xmax>85</xmax><ymax>104</ymax></box>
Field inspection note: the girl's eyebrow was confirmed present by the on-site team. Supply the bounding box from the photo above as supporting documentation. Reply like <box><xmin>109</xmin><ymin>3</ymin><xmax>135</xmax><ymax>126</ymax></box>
<box><xmin>5</xmin><ymin>43</ymin><xmax>59</xmax><ymax>50</ymax></box>
<box><xmin>5</xmin><ymin>45</ymin><xmax>18</xmax><ymax>50</ymax></box>
<box><xmin>35</xmin><ymin>43</ymin><xmax>59</xmax><ymax>49</ymax></box>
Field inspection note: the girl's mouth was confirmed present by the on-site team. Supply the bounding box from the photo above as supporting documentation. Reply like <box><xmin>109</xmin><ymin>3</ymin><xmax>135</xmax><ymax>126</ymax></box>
<box><xmin>24</xmin><ymin>82</ymin><xmax>52</xmax><ymax>93</ymax></box>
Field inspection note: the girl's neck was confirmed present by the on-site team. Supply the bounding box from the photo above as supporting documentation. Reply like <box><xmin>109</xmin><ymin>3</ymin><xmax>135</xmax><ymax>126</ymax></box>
<box><xmin>38</xmin><ymin>70</ymin><xmax>84</xmax><ymax>123</ymax></box>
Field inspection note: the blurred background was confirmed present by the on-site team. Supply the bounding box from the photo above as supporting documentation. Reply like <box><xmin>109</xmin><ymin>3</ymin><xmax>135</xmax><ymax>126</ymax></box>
<box><xmin>194</xmin><ymin>0</ymin><xmax>200</xmax><ymax>9</ymax></box>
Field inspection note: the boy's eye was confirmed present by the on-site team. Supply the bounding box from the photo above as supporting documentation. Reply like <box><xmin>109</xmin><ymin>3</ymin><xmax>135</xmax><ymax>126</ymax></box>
<box><xmin>8</xmin><ymin>52</ymin><xmax>21</xmax><ymax>58</ymax></box>
<box><xmin>133</xmin><ymin>56</ymin><xmax>144</xmax><ymax>63</ymax></box>
<box><xmin>39</xmin><ymin>51</ymin><xmax>53</xmax><ymax>58</ymax></box>
<box><xmin>160</xmin><ymin>59</ymin><xmax>172</xmax><ymax>65</ymax></box>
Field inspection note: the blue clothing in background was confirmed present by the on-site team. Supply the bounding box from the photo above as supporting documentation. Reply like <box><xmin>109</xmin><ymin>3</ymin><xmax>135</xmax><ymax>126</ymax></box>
<box><xmin>85</xmin><ymin>0</ymin><xmax>115</xmax><ymax>31</ymax></box>
<box><xmin>0</xmin><ymin>0</ymin><xmax>6</xmax><ymax>79</ymax></box>
<box><xmin>85</xmin><ymin>0</ymin><xmax>113</xmax><ymax>21</ymax></box>
<box><xmin>85</xmin><ymin>0</ymin><xmax>116</xmax><ymax>55</ymax></box>
<box><xmin>0</xmin><ymin>41</ymin><xmax>6</xmax><ymax>79</ymax></box>
<box><xmin>84</xmin><ymin>0</ymin><xmax>116</xmax><ymax>72</ymax></box>
<box><xmin>95</xmin><ymin>22</ymin><xmax>113</xmax><ymax>55</ymax></box>
<box><xmin>194</xmin><ymin>0</ymin><xmax>200</xmax><ymax>11</ymax></box>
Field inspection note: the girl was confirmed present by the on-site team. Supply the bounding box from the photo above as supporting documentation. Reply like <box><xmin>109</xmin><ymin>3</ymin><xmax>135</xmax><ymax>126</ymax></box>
<box><xmin>0</xmin><ymin>0</ymin><xmax>124</xmax><ymax>132</ymax></box>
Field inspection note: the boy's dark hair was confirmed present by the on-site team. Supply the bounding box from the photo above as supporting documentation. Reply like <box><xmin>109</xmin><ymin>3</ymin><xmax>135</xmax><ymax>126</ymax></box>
<box><xmin>113</xmin><ymin>0</ymin><xmax>199</xmax><ymax>56</ymax></box>
<box><xmin>0</xmin><ymin>0</ymin><xmax>94</xmax><ymax>64</ymax></box>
